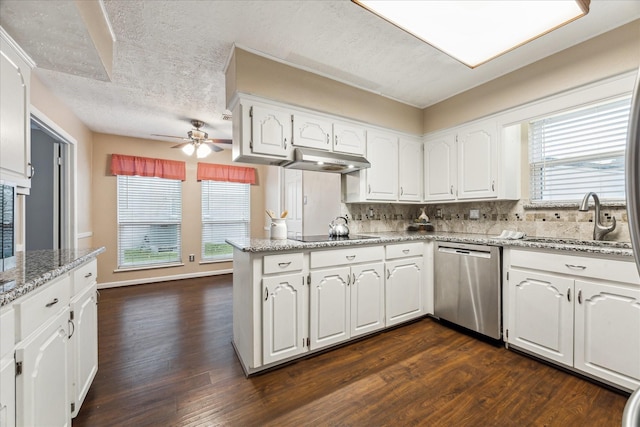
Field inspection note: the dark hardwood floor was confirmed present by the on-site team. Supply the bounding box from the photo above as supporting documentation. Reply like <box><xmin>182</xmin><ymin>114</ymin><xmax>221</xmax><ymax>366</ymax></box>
<box><xmin>73</xmin><ymin>275</ymin><xmax>628</xmax><ymax>427</ymax></box>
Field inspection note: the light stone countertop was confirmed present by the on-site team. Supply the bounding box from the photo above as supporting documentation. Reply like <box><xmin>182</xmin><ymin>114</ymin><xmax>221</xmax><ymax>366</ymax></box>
<box><xmin>0</xmin><ymin>247</ymin><xmax>106</xmax><ymax>307</ymax></box>
<box><xmin>227</xmin><ymin>231</ymin><xmax>635</xmax><ymax>258</ymax></box>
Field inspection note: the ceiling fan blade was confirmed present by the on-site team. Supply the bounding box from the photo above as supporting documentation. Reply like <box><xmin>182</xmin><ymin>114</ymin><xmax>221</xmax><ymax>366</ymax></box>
<box><xmin>171</xmin><ymin>142</ymin><xmax>192</xmax><ymax>149</ymax></box>
<box><xmin>152</xmin><ymin>134</ymin><xmax>189</xmax><ymax>140</ymax></box>
<box><xmin>205</xmin><ymin>138</ymin><xmax>232</xmax><ymax>145</ymax></box>
<box><xmin>202</xmin><ymin>141</ymin><xmax>224</xmax><ymax>152</ymax></box>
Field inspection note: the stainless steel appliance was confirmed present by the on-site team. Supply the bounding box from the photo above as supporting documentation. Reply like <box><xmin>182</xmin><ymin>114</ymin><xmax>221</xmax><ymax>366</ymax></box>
<box><xmin>282</xmin><ymin>147</ymin><xmax>370</xmax><ymax>173</ymax></box>
<box><xmin>434</xmin><ymin>242</ymin><xmax>502</xmax><ymax>340</ymax></box>
<box><xmin>1</xmin><ymin>181</ymin><xmax>16</xmax><ymax>272</ymax></box>
<box><xmin>622</xmin><ymin>64</ymin><xmax>640</xmax><ymax>427</ymax></box>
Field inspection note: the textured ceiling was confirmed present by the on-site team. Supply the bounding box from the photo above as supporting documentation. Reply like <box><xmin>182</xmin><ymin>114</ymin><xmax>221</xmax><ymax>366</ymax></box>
<box><xmin>1</xmin><ymin>0</ymin><xmax>639</xmax><ymax>143</ymax></box>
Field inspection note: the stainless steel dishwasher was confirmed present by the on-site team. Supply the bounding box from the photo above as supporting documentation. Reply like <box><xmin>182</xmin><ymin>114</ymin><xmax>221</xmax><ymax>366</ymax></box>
<box><xmin>434</xmin><ymin>242</ymin><xmax>502</xmax><ymax>340</ymax></box>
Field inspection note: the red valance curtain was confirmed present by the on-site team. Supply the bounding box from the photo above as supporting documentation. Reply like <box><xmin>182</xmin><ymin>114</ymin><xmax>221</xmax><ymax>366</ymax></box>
<box><xmin>110</xmin><ymin>154</ymin><xmax>186</xmax><ymax>181</ymax></box>
<box><xmin>197</xmin><ymin>162</ymin><xmax>256</xmax><ymax>184</ymax></box>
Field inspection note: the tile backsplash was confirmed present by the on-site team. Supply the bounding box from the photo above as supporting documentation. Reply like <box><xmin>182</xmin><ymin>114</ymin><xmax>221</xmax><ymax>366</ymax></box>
<box><xmin>342</xmin><ymin>200</ymin><xmax>630</xmax><ymax>242</ymax></box>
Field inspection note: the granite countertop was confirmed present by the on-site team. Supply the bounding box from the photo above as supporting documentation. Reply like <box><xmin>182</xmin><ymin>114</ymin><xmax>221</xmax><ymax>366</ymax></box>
<box><xmin>227</xmin><ymin>231</ymin><xmax>636</xmax><ymax>258</ymax></box>
<box><xmin>0</xmin><ymin>247</ymin><xmax>106</xmax><ymax>307</ymax></box>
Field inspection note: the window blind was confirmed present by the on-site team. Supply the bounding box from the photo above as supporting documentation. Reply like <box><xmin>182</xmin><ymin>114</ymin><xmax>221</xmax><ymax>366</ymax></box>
<box><xmin>201</xmin><ymin>180</ymin><xmax>250</xmax><ymax>261</ymax></box>
<box><xmin>529</xmin><ymin>96</ymin><xmax>631</xmax><ymax>202</ymax></box>
<box><xmin>117</xmin><ymin>175</ymin><xmax>182</xmax><ymax>268</ymax></box>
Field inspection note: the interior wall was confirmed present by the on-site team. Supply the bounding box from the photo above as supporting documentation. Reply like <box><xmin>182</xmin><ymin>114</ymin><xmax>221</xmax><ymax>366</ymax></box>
<box><xmin>423</xmin><ymin>19</ymin><xmax>640</xmax><ymax>132</ymax></box>
<box><xmin>226</xmin><ymin>47</ymin><xmax>424</xmax><ymax>135</ymax></box>
<box><xmin>30</xmin><ymin>72</ymin><xmax>94</xmax><ymax>248</ymax></box>
<box><xmin>91</xmin><ymin>133</ymin><xmax>268</xmax><ymax>286</ymax></box>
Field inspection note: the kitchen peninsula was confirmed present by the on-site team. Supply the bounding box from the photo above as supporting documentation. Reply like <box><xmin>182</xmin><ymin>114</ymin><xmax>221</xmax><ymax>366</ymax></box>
<box><xmin>0</xmin><ymin>248</ymin><xmax>104</xmax><ymax>427</ymax></box>
<box><xmin>227</xmin><ymin>231</ymin><xmax>640</xmax><ymax>392</ymax></box>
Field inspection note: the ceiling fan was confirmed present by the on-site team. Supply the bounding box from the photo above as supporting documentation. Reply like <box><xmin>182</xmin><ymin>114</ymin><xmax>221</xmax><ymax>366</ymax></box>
<box><xmin>152</xmin><ymin>119</ymin><xmax>232</xmax><ymax>158</ymax></box>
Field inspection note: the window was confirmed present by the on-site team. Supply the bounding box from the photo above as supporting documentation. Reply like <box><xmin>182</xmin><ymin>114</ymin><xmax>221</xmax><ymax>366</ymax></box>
<box><xmin>117</xmin><ymin>175</ymin><xmax>182</xmax><ymax>268</ymax></box>
<box><xmin>201</xmin><ymin>180</ymin><xmax>250</xmax><ymax>261</ymax></box>
<box><xmin>529</xmin><ymin>95</ymin><xmax>631</xmax><ymax>202</ymax></box>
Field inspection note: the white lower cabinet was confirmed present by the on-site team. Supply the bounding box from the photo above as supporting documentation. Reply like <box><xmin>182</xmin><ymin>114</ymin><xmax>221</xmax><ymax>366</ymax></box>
<box><xmin>385</xmin><ymin>258</ymin><xmax>424</xmax><ymax>327</ymax></box>
<box><xmin>262</xmin><ymin>273</ymin><xmax>308</xmax><ymax>365</ymax></box>
<box><xmin>0</xmin><ymin>357</ymin><xmax>15</xmax><ymax>427</ymax></box>
<box><xmin>15</xmin><ymin>307</ymin><xmax>70</xmax><ymax>427</ymax></box>
<box><xmin>69</xmin><ymin>282</ymin><xmax>98</xmax><ymax>417</ymax></box>
<box><xmin>350</xmin><ymin>263</ymin><xmax>385</xmax><ymax>338</ymax></box>
<box><xmin>506</xmin><ymin>249</ymin><xmax>640</xmax><ymax>391</ymax></box>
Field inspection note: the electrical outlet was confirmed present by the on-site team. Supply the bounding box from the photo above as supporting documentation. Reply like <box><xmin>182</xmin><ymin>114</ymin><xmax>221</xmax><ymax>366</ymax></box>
<box><xmin>189</xmin><ymin>254</ymin><xmax>195</xmax><ymax>262</ymax></box>
<box><xmin>470</xmin><ymin>209</ymin><xmax>480</xmax><ymax>220</ymax></box>
<box><xmin>435</xmin><ymin>208</ymin><xmax>442</xmax><ymax>219</ymax></box>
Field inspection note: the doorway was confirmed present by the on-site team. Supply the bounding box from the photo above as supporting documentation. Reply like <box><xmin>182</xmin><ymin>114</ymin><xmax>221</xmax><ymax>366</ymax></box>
<box><xmin>25</xmin><ymin>120</ymin><xmax>67</xmax><ymax>250</ymax></box>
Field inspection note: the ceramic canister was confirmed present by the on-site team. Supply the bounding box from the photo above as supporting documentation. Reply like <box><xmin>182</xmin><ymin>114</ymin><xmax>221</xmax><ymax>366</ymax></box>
<box><xmin>270</xmin><ymin>218</ymin><xmax>287</xmax><ymax>239</ymax></box>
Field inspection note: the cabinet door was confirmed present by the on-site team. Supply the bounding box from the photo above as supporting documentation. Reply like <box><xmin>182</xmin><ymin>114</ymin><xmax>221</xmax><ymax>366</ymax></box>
<box><xmin>69</xmin><ymin>284</ymin><xmax>98</xmax><ymax>418</ymax></box>
<box><xmin>333</xmin><ymin>121</ymin><xmax>365</xmax><ymax>155</ymax></box>
<box><xmin>424</xmin><ymin>134</ymin><xmax>456</xmax><ymax>201</ymax></box>
<box><xmin>0</xmin><ymin>37</ymin><xmax>31</xmax><ymax>188</ymax></box>
<box><xmin>293</xmin><ymin>113</ymin><xmax>332</xmax><ymax>150</ymax></box>
<box><xmin>507</xmin><ymin>269</ymin><xmax>573</xmax><ymax>367</ymax></box>
<box><xmin>0</xmin><ymin>357</ymin><xmax>15</xmax><ymax>427</ymax></box>
<box><xmin>262</xmin><ymin>273</ymin><xmax>307</xmax><ymax>365</ymax></box>
<box><xmin>398</xmin><ymin>137</ymin><xmax>423</xmax><ymax>202</ymax></box>
<box><xmin>350</xmin><ymin>263</ymin><xmax>385</xmax><ymax>338</ymax></box>
<box><xmin>385</xmin><ymin>258</ymin><xmax>423</xmax><ymax>326</ymax></box>
<box><xmin>15</xmin><ymin>308</ymin><xmax>70</xmax><ymax>427</ymax></box>
<box><xmin>574</xmin><ymin>280</ymin><xmax>640</xmax><ymax>390</ymax></box>
<box><xmin>457</xmin><ymin>121</ymin><xmax>498</xmax><ymax>199</ymax></box>
<box><xmin>310</xmin><ymin>267</ymin><xmax>350</xmax><ymax>350</ymax></box>
<box><xmin>366</xmin><ymin>130</ymin><xmax>398</xmax><ymax>201</ymax></box>
<box><xmin>250</xmin><ymin>104</ymin><xmax>291</xmax><ymax>157</ymax></box>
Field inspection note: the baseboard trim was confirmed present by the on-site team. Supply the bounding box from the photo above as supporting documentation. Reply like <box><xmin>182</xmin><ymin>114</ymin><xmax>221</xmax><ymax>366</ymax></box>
<box><xmin>98</xmin><ymin>268</ymin><xmax>234</xmax><ymax>289</ymax></box>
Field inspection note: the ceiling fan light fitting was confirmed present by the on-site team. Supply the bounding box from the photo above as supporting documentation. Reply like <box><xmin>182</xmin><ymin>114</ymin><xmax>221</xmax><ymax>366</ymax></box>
<box><xmin>196</xmin><ymin>144</ymin><xmax>212</xmax><ymax>158</ymax></box>
<box><xmin>182</xmin><ymin>143</ymin><xmax>196</xmax><ymax>156</ymax></box>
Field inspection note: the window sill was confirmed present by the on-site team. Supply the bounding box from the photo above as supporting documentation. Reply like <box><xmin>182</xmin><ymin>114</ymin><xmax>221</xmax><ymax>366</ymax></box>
<box><xmin>114</xmin><ymin>262</ymin><xmax>185</xmax><ymax>273</ymax></box>
<box><xmin>199</xmin><ymin>258</ymin><xmax>232</xmax><ymax>265</ymax></box>
<box><xmin>523</xmin><ymin>201</ymin><xmax>626</xmax><ymax>210</ymax></box>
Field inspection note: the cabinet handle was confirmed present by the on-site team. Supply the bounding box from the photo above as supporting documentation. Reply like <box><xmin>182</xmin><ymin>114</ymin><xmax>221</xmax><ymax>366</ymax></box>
<box><xmin>326</xmin><ymin>133</ymin><xmax>330</xmax><ymax>144</ymax></box>
<box><xmin>450</xmin><ymin>185</ymin><xmax>454</xmax><ymax>195</ymax></box>
<box><xmin>264</xmin><ymin>287</ymin><xmax>269</xmax><ymax>301</ymax></box>
<box><xmin>402</xmin><ymin>249</ymin><xmax>410</xmax><ymax>254</ymax></box>
<box><xmin>565</xmin><ymin>264</ymin><xmax>587</xmax><ymax>270</ymax></box>
<box><xmin>352</xmin><ymin>273</ymin><xmax>356</xmax><ymax>284</ymax></box>
<box><xmin>84</xmin><ymin>272</ymin><xmax>93</xmax><ymax>278</ymax></box>
<box><xmin>387</xmin><ymin>269</ymin><xmax>390</xmax><ymax>280</ymax></box>
<box><xmin>400</xmin><ymin>187</ymin><xmax>404</xmax><ymax>196</ymax></box>
<box><xmin>368</xmin><ymin>184</ymin><xmax>371</xmax><ymax>194</ymax></box>
<box><xmin>346</xmin><ymin>255</ymin><xmax>356</xmax><ymax>261</ymax></box>
<box><xmin>335</xmin><ymin>135</ymin><xmax>339</xmax><ymax>145</ymax></box>
<box><xmin>567</xmin><ymin>288</ymin><xmax>571</xmax><ymax>302</ymax></box>
<box><xmin>578</xmin><ymin>290</ymin><xmax>582</xmax><ymax>304</ymax></box>
<box><xmin>96</xmin><ymin>290</ymin><xmax>100</xmax><ymax>305</ymax></box>
<box><xmin>284</xmin><ymin>137</ymin><xmax>288</xmax><ymax>149</ymax></box>
<box><xmin>45</xmin><ymin>298</ymin><xmax>59</xmax><ymax>308</ymax></box>
<box><xmin>278</xmin><ymin>262</ymin><xmax>291</xmax><ymax>268</ymax></box>
<box><xmin>492</xmin><ymin>180</ymin><xmax>495</xmax><ymax>191</ymax></box>
<box><xmin>346</xmin><ymin>273</ymin><xmax>351</xmax><ymax>286</ymax></box>
<box><xmin>28</xmin><ymin>163</ymin><xmax>35</xmax><ymax>179</ymax></box>
<box><xmin>68</xmin><ymin>318</ymin><xmax>75</xmax><ymax>339</ymax></box>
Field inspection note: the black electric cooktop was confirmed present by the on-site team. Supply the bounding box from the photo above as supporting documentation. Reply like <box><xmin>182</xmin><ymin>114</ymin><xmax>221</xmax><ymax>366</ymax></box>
<box><xmin>291</xmin><ymin>234</ymin><xmax>379</xmax><ymax>243</ymax></box>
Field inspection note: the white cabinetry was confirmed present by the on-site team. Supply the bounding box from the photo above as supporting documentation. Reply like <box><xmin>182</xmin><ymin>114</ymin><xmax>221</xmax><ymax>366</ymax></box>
<box><xmin>0</xmin><ymin>29</ymin><xmax>33</xmax><ymax>192</ymax></box>
<box><xmin>333</xmin><ymin>120</ymin><xmax>366</xmax><ymax>155</ymax></box>
<box><xmin>505</xmin><ymin>249</ymin><xmax>640</xmax><ymax>391</ymax></box>
<box><xmin>385</xmin><ymin>243</ymin><xmax>424</xmax><ymax>326</ymax></box>
<box><xmin>424</xmin><ymin>120</ymin><xmax>520</xmax><ymax>203</ymax></box>
<box><xmin>398</xmin><ymin>137</ymin><xmax>423</xmax><ymax>202</ymax></box>
<box><xmin>309</xmin><ymin>246</ymin><xmax>385</xmax><ymax>350</ymax></box>
<box><xmin>292</xmin><ymin>113</ymin><xmax>332</xmax><ymax>150</ymax></box>
<box><xmin>365</xmin><ymin>130</ymin><xmax>398</xmax><ymax>201</ymax></box>
<box><xmin>0</xmin><ymin>306</ymin><xmax>15</xmax><ymax>427</ymax></box>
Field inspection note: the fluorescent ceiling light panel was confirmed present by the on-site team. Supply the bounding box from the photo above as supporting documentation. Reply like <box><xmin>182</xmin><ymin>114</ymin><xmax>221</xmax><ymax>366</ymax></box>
<box><xmin>354</xmin><ymin>0</ymin><xmax>589</xmax><ymax>68</ymax></box>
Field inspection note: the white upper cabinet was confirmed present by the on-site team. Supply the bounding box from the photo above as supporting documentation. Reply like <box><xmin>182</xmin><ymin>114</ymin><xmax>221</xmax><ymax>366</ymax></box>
<box><xmin>398</xmin><ymin>136</ymin><xmax>423</xmax><ymax>202</ymax></box>
<box><xmin>250</xmin><ymin>103</ymin><xmax>292</xmax><ymax>157</ymax></box>
<box><xmin>365</xmin><ymin>130</ymin><xmax>398</xmax><ymax>201</ymax></box>
<box><xmin>1</xmin><ymin>30</ymin><xmax>33</xmax><ymax>191</ymax></box>
<box><xmin>423</xmin><ymin>119</ymin><xmax>520</xmax><ymax>203</ymax></box>
<box><xmin>292</xmin><ymin>113</ymin><xmax>332</xmax><ymax>150</ymax></box>
<box><xmin>424</xmin><ymin>133</ymin><xmax>456</xmax><ymax>201</ymax></box>
<box><xmin>457</xmin><ymin>120</ymin><xmax>498</xmax><ymax>200</ymax></box>
<box><xmin>333</xmin><ymin>120</ymin><xmax>366</xmax><ymax>155</ymax></box>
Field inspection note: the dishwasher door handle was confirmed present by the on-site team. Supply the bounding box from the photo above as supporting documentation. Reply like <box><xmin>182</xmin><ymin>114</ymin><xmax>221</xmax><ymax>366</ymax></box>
<box><xmin>438</xmin><ymin>247</ymin><xmax>492</xmax><ymax>259</ymax></box>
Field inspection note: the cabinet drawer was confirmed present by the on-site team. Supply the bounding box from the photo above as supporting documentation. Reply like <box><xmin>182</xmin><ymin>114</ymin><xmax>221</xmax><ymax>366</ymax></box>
<box><xmin>14</xmin><ymin>275</ymin><xmax>71</xmax><ymax>341</ymax></box>
<box><xmin>0</xmin><ymin>307</ymin><xmax>14</xmax><ymax>359</ymax></box>
<box><xmin>386</xmin><ymin>242</ymin><xmax>424</xmax><ymax>259</ymax></box>
<box><xmin>72</xmin><ymin>259</ymin><xmax>97</xmax><ymax>295</ymax></box>
<box><xmin>311</xmin><ymin>246</ymin><xmax>384</xmax><ymax>269</ymax></box>
<box><xmin>263</xmin><ymin>253</ymin><xmax>303</xmax><ymax>275</ymax></box>
<box><xmin>509</xmin><ymin>249</ymin><xmax>640</xmax><ymax>284</ymax></box>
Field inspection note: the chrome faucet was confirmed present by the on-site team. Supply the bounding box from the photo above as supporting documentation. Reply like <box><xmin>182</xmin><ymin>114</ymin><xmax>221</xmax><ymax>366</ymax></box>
<box><xmin>578</xmin><ymin>192</ymin><xmax>616</xmax><ymax>240</ymax></box>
